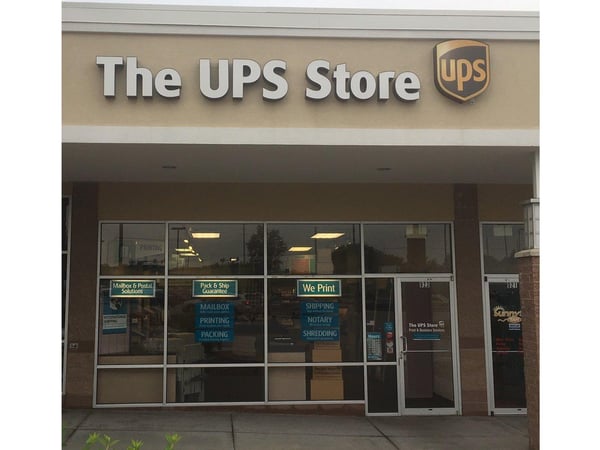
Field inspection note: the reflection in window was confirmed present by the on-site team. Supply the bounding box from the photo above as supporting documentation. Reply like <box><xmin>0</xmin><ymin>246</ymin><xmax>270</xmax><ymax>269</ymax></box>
<box><xmin>167</xmin><ymin>367</ymin><xmax>264</xmax><ymax>403</ymax></box>
<box><xmin>168</xmin><ymin>223</ymin><xmax>263</xmax><ymax>275</ymax></box>
<box><xmin>267</xmin><ymin>278</ymin><xmax>362</xmax><ymax>362</ymax></box>
<box><xmin>97</xmin><ymin>280</ymin><xmax>164</xmax><ymax>364</ymax></box>
<box><xmin>267</xmin><ymin>223</ymin><xmax>361</xmax><ymax>275</ymax></box>
<box><xmin>167</xmin><ymin>279</ymin><xmax>264</xmax><ymax>364</ymax></box>
<box><xmin>482</xmin><ymin>224</ymin><xmax>525</xmax><ymax>274</ymax></box>
<box><xmin>100</xmin><ymin>223</ymin><xmax>165</xmax><ymax>275</ymax></box>
<box><xmin>364</xmin><ymin>224</ymin><xmax>452</xmax><ymax>273</ymax></box>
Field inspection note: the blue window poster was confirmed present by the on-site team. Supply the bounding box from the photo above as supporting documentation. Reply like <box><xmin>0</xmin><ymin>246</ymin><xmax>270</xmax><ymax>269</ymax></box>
<box><xmin>194</xmin><ymin>302</ymin><xmax>235</xmax><ymax>343</ymax></box>
<box><xmin>300</xmin><ymin>301</ymin><xmax>340</xmax><ymax>342</ymax></box>
<box><xmin>102</xmin><ymin>297</ymin><xmax>128</xmax><ymax>335</ymax></box>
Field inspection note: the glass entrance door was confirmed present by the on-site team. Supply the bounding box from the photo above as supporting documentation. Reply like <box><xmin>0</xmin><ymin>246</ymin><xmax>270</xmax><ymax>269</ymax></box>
<box><xmin>484</xmin><ymin>276</ymin><xmax>526</xmax><ymax>414</ymax></box>
<box><xmin>365</xmin><ymin>277</ymin><xmax>458</xmax><ymax>415</ymax></box>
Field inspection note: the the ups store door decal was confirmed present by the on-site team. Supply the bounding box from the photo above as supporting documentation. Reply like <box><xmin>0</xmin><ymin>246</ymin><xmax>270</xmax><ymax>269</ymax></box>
<box><xmin>434</xmin><ymin>39</ymin><xmax>490</xmax><ymax>103</ymax></box>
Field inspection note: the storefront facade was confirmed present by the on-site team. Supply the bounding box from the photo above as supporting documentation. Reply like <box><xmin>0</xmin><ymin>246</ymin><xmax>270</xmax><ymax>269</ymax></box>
<box><xmin>62</xmin><ymin>3</ymin><xmax>539</xmax><ymax>416</ymax></box>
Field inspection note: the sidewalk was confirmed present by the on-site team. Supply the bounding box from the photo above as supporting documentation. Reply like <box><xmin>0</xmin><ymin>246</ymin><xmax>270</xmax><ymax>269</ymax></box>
<box><xmin>62</xmin><ymin>409</ymin><xmax>529</xmax><ymax>450</ymax></box>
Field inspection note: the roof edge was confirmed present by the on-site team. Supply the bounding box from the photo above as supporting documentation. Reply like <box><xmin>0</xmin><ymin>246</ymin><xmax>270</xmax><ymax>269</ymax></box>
<box><xmin>62</xmin><ymin>2</ymin><xmax>540</xmax><ymax>39</ymax></box>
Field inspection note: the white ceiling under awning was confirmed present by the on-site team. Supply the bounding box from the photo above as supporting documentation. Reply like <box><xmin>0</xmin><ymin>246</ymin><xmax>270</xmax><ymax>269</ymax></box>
<box><xmin>62</xmin><ymin>142</ymin><xmax>535</xmax><ymax>184</ymax></box>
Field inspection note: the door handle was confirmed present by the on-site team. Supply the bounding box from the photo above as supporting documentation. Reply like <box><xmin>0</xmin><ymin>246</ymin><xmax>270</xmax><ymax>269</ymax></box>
<box><xmin>397</xmin><ymin>336</ymin><xmax>408</xmax><ymax>363</ymax></box>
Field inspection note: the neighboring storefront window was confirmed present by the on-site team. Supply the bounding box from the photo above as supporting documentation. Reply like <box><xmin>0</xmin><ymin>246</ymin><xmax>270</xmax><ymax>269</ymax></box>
<box><xmin>481</xmin><ymin>223</ymin><xmax>525</xmax><ymax>273</ymax></box>
<box><xmin>488</xmin><ymin>282</ymin><xmax>526</xmax><ymax>409</ymax></box>
<box><xmin>481</xmin><ymin>222</ymin><xmax>526</xmax><ymax>413</ymax></box>
<box><xmin>363</xmin><ymin>224</ymin><xmax>453</xmax><ymax>273</ymax></box>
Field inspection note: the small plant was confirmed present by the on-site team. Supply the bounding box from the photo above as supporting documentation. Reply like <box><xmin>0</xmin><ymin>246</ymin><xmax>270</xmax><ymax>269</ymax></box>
<box><xmin>164</xmin><ymin>433</ymin><xmax>181</xmax><ymax>450</ymax></box>
<box><xmin>81</xmin><ymin>432</ymin><xmax>180</xmax><ymax>450</ymax></box>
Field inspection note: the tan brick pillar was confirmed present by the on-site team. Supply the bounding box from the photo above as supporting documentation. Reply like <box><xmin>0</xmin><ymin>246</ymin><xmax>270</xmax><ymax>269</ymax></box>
<box><xmin>64</xmin><ymin>183</ymin><xmax>99</xmax><ymax>408</ymax></box>
<box><xmin>516</xmin><ymin>250</ymin><xmax>539</xmax><ymax>449</ymax></box>
<box><xmin>454</xmin><ymin>184</ymin><xmax>488</xmax><ymax>415</ymax></box>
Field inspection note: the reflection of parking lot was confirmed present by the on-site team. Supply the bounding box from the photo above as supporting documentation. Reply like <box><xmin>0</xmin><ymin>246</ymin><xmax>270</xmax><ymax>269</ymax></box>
<box><xmin>234</xmin><ymin>292</ymin><xmax>264</xmax><ymax>321</ymax></box>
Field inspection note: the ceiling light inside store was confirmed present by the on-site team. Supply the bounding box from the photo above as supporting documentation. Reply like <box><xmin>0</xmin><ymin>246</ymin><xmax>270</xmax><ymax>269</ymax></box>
<box><xmin>311</xmin><ymin>233</ymin><xmax>345</xmax><ymax>239</ymax></box>
<box><xmin>289</xmin><ymin>246</ymin><xmax>313</xmax><ymax>252</ymax></box>
<box><xmin>175</xmin><ymin>247</ymin><xmax>193</xmax><ymax>252</ymax></box>
<box><xmin>180</xmin><ymin>252</ymin><xmax>198</xmax><ymax>257</ymax></box>
<box><xmin>191</xmin><ymin>232</ymin><xmax>221</xmax><ymax>239</ymax></box>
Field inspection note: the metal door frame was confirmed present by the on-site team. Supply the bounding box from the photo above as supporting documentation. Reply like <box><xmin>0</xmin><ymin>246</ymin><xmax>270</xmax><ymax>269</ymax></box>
<box><xmin>393</xmin><ymin>275</ymin><xmax>461</xmax><ymax>416</ymax></box>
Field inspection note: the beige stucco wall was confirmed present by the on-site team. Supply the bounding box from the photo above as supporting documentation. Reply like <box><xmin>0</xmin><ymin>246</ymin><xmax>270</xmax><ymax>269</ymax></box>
<box><xmin>63</xmin><ymin>33</ymin><xmax>539</xmax><ymax>129</ymax></box>
<box><xmin>97</xmin><ymin>182</ymin><xmax>455</xmax><ymax>221</ymax></box>
<box><xmin>96</xmin><ymin>182</ymin><xmax>531</xmax><ymax>222</ymax></box>
<box><xmin>478</xmin><ymin>184</ymin><xmax>532</xmax><ymax>220</ymax></box>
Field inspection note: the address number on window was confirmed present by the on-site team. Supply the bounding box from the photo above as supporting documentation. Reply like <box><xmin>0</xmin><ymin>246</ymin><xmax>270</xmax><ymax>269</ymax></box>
<box><xmin>419</xmin><ymin>281</ymin><xmax>431</xmax><ymax>289</ymax></box>
<box><xmin>507</xmin><ymin>282</ymin><xmax>518</xmax><ymax>289</ymax></box>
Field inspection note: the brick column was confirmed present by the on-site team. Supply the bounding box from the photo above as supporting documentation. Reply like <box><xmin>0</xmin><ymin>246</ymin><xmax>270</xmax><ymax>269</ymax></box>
<box><xmin>453</xmin><ymin>184</ymin><xmax>488</xmax><ymax>415</ymax></box>
<box><xmin>516</xmin><ymin>250</ymin><xmax>539</xmax><ymax>449</ymax></box>
<box><xmin>64</xmin><ymin>183</ymin><xmax>99</xmax><ymax>408</ymax></box>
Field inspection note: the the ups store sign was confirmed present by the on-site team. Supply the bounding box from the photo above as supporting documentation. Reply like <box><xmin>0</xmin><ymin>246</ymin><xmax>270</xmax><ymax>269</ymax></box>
<box><xmin>434</xmin><ymin>39</ymin><xmax>490</xmax><ymax>103</ymax></box>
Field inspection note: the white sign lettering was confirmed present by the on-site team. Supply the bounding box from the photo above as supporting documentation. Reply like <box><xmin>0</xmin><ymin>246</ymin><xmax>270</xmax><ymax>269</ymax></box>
<box><xmin>97</xmin><ymin>56</ymin><xmax>420</xmax><ymax>102</ymax></box>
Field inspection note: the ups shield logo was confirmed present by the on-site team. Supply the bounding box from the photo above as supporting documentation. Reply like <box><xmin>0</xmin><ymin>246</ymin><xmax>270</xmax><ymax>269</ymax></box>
<box><xmin>434</xmin><ymin>40</ymin><xmax>490</xmax><ymax>103</ymax></box>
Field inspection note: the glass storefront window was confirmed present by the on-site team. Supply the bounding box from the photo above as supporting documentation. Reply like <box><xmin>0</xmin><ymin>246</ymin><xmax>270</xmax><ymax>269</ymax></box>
<box><xmin>268</xmin><ymin>366</ymin><xmax>363</xmax><ymax>401</ymax></box>
<box><xmin>365</xmin><ymin>278</ymin><xmax>396</xmax><ymax>362</ymax></box>
<box><xmin>482</xmin><ymin>224</ymin><xmax>525</xmax><ymax>274</ymax></box>
<box><xmin>267</xmin><ymin>278</ymin><xmax>362</xmax><ymax>362</ymax></box>
<box><xmin>100</xmin><ymin>223</ymin><xmax>165</xmax><ymax>275</ymax></box>
<box><xmin>267</xmin><ymin>223</ymin><xmax>361</xmax><ymax>275</ymax></box>
<box><xmin>97</xmin><ymin>279</ymin><xmax>164</xmax><ymax>365</ymax></box>
<box><xmin>62</xmin><ymin>197</ymin><xmax>69</xmax><ymax>252</ymax></box>
<box><xmin>92</xmin><ymin>221</ymin><xmax>459</xmax><ymax>407</ymax></box>
<box><xmin>168</xmin><ymin>223</ymin><xmax>263</xmax><ymax>275</ymax></box>
<box><xmin>167</xmin><ymin>367</ymin><xmax>264</xmax><ymax>403</ymax></box>
<box><xmin>167</xmin><ymin>278</ymin><xmax>264</xmax><ymax>363</ymax></box>
<box><xmin>363</xmin><ymin>224</ymin><xmax>452</xmax><ymax>273</ymax></box>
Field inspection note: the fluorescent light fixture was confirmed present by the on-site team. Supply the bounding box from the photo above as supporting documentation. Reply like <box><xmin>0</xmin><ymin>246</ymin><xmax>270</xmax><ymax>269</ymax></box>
<box><xmin>191</xmin><ymin>232</ymin><xmax>221</xmax><ymax>239</ymax></box>
<box><xmin>183</xmin><ymin>239</ymin><xmax>189</xmax><ymax>244</ymax></box>
<box><xmin>289</xmin><ymin>246</ymin><xmax>313</xmax><ymax>252</ymax></box>
<box><xmin>175</xmin><ymin>248</ymin><xmax>191</xmax><ymax>252</ymax></box>
<box><xmin>311</xmin><ymin>232</ymin><xmax>345</xmax><ymax>239</ymax></box>
<box><xmin>405</xmin><ymin>225</ymin><xmax>427</xmax><ymax>239</ymax></box>
<box><xmin>180</xmin><ymin>252</ymin><xmax>198</xmax><ymax>257</ymax></box>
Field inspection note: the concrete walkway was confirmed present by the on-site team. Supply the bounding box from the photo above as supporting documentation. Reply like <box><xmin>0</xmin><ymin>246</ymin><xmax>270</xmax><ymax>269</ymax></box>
<box><xmin>62</xmin><ymin>409</ymin><xmax>529</xmax><ymax>450</ymax></box>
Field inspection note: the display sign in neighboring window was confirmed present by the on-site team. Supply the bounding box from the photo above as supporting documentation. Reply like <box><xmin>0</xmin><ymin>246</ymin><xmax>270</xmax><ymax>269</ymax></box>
<box><xmin>110</xmin><ymin>280</ymin><xmax>156</xmax><ymax>298</ymax></box>
<box><xmin>194</xmin><ymin>302</ymin><xmax>235</xmax><ymax>342</ymax></box>
<box><xmin>192</xmin><ymin>280</ymin><xmax>238</xmax><ymax>297</ymax></box>
<box><xmin>300</xmin><ymin>301</ymin><xmax>340</xmax><ymax>341</ymax></box>
<box><xmin>297</xmin><ymin>279</ymin><xmax>341</xmax><ymax>297</ymax></box>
